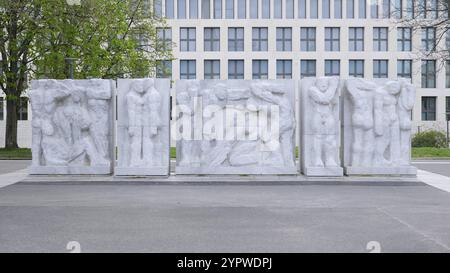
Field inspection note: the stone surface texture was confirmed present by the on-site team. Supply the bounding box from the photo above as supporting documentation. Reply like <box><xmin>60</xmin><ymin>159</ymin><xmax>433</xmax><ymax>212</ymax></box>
<box><xmin>342</xmin><ymin>78</ymin><xmax>417</xmax><ymax>175</ymax></box>
<box><xmin>300</xmin><ymin>77</ymin><xmax>343</xmax><ymax>176</ymax></box>
<box><xmin>116</xmin><ymin>79</ymin><xmax>170</xmax><ymax>176</ymax></box>
<box><xmin>175</xmin><ymin>80</ymin><xmax>297</xmax><ymax>174</ymax></box>
<box><xmin>29</xmin><ymin>79</ymin><xmax>114</xmax><ymax>175</ymax></box>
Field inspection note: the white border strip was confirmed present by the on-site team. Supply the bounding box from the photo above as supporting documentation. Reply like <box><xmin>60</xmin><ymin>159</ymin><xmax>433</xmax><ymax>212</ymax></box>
<box><xmin>0</xmin><ymin>169</ymin><xmax>28</xmax><ymax>189</ymax></box>
<box><xmin>418</xmin><ymin>170</ymin><xmax>450</xmax><ymax>193</ymax></box>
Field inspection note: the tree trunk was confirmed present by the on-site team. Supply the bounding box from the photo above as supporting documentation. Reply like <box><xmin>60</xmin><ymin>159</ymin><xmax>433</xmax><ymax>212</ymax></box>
<box><xmin>5</xmin><ymin>98</ymin><xmax>19</xmax><ymax>149</ymax></box>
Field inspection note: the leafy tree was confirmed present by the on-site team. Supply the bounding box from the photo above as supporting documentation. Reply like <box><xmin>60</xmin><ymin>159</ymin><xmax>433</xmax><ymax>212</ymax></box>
<box><xmin>0</xmin><ymin>0</ymin><xmax>172</xmax><ymax>148</ymax></box>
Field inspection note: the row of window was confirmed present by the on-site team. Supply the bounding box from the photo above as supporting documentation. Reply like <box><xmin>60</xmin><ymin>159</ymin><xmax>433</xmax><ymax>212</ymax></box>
<box><xmin>153</xmin><ymin>0</ymin><xmax>447</xmax><ymax>20</ymax></box>
<box><xmin>159</xmin><ymin>26</ymin><xmax>450</xmax><ymax>52</ymax></box>
<box><xmin>0</xmin><ymin>98</ymin><xmax>28</xmax><ymax>121</ymax></box>
<box><xmin>0</xmin><ymin>95</ymin><xmax>448</xmax><ymax>122</ymax></box>
<box><xmin>1</xmin><ymin>94</ymin><xmax>449</xmax><ymax>122</ymax></box>
<box><xmin>422</xmin><ymin>96</ymin><xmax>450</xmax><ymax>121</ymax></box>
<box><xmin>157</xmin><ymin>59</ymin><xmax>448</xmax><ymax>89</ymax></box>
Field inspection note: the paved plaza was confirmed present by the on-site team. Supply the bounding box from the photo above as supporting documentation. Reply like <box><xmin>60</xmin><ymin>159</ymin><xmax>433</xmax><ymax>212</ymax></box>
<box><xmin>0</xmin><ymin>160</ymin><xmax>450</xmax><ymax>252</ymax></box>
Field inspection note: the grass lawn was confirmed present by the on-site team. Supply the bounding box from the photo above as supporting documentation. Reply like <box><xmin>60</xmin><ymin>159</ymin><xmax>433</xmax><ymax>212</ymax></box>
<box><xmin>0</xmin><ymin>148</ymin><xmax>32</xmax><ymax>160</ymax></box>
<box><xmin>2</xmin><ymin>147</ymin><xmax>450</xmax><ymax>160</ymax></box>
<box><xmin>412</xmin><ymin>147</ymin><xmax>450</xmax><ymax>158</ymax></box>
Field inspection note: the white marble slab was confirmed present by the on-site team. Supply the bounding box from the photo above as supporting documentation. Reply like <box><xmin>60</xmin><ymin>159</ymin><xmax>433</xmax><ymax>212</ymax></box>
<box><xmin>29</xmin><ymin>79</ymin><xmax>115</xmax><ymax>175</ymax></box>
<box><xmin>342</xmin><ymin>78</ymin><xmax>417</xmax><ymax>176</ymax></box>
<box><xmin>175</xmin><ymin>80</ymin><xmax>297</xmax><ymax>175</ymax></box>
<box><xmin>115</xmin><ymin>79</ymin><xmax>170</xmax><ymax>176</ymax></box>
<box><xmin>300</xmin><ymin>77</ymin><xmax>343</xmax><ymax>177</ymax></box>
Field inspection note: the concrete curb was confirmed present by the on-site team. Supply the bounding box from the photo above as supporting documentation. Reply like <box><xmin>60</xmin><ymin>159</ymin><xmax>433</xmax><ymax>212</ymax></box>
<box><xmin>20</xmin><ymin>174</ymin><xmax>424</xmax><ymax>186</ymax></box>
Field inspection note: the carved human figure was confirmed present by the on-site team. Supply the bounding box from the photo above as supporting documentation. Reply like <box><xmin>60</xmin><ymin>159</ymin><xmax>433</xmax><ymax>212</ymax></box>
<box><xmin>346</xmin><ymin>78</ymin><xmax>378</xmax><ymax>167</ymax></box>
<box><xmin>29</xmin><ymin>80</ymin><xmax>71</xmax><ymax>166</ymax></box>
<box><xmin>201</xmin><ymin>83</ymin><xmax>230</xmax><ymax>166</ymax></box>
<box><xmin>144</xmin><ymin>79</ymin><xmax>162</xmax><ymax>166</ymax></box>
<box><xmin>85</xmin><ymin>80</ymin><xmax>112</xmax><ymax>161</ymax></box>
<box><xmin>57</xmin><ymin>89</ymin><xmax>107</xmax><ymax>166</ymax></box>
<box><xmin>250</xmin><ymin>82</ymin><xmax>295</xmax><ymax>167</ymax></box>
<box><xmin>398</xmin><ymin>80</ymin><xmax>416</xmax><ymax>165</ymax></box>
<box><xmin>126</xmin><ymin>79</ymin><xmax>162</xmax><ymax>167</ymax></box>
<box><xmin>373</xmin><ymin>81</ymin><xmax>401</xmax><ymax>166</ymax></box>
<box><xmin>308</xmin><ymin>77</ymin><xmax>339</xmax><ymax>167</ymax></box>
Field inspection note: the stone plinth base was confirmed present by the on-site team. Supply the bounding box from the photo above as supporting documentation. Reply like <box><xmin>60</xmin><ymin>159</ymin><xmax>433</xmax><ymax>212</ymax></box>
<box><xmin>345</xmin><ymin>166</ymin><xmax>417</xmax><ymax>176</ymax></box>
<box><xmin>303</xmin><ymin>166</ymin><xmax>343</xmax><ymax>177</ymax></box>
<box><xmin>29</xmin><ymin>165</ymin><xmax>112</xmax><ymax>175</ymax></box>
<box><xmin>176</xmin><ymin>166</ymin><xmax>298</xmax><ymax>175</ymax></box>
<box><xmin>115</xmin><ymin>167</ymin><xmax>169</xmax><ymax>176</ymax></box>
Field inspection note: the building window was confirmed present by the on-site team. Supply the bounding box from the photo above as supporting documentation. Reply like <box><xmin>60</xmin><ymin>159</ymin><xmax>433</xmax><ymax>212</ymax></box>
<box><xmin>190</xmin><ymin>0</ymin><xmax>198</xmax><ymax>18</ymax></box>
<box><xmin>349</xmin><ymin>59</ymin><xmax>364</xmax><ymax>78</ymax></box>
<box><xmin>325</xmin><ymin>27</ymin><xmax>340</xmax><ymax>51</ymax></box>
<box><xmin>154</xmin><ymin>0</ymin><xmax>163</xmax><ymax>17</ymax></box>
<box><xmin>225</xmin><ymin>0</ymin><xmax>234</xmax><ymax>18</ymax></box>
<box><xmin>178</xmin><ymin>0</ymin><xmax>187</xmax><ymax>18</ymax></box>
<box><xmin>250</xmin><ymin>0</ymin><xmax>259</xmax><ymax>18</ymax></box>
<box><xmin>262</xmin><ymin>0</ymin><xmax>270</xmax><ymax>18</ymax></box>
<box><xmin>447</xmin><ymin>60</ymin><xmax>450</xmax><ymax>88</ymax></box>
<box><xmin>166</xmin><ymin>0</ymin><xmax>174</xmax><ymax>18</ymax></box>
<box><xmin>156</xmin><ymin>60</ymin><xmax>172</xmax><ymax>78</ymax></box>
<box><xmin>238</xmin><ymin>0</ymin><xmax>246</xmax><ymax>18</ymax></box>
<box><xmin>252</xmin><ymin>60</ymin><xmax>268</xmax><ymax>79</ymax></box>
<box><xmin>373</xmin><ymin>60</ymin><xmax>388</xmax><ymax>78</ymax></box>
<box><xmin>373</xmin><ymin>27</ymin><xmax>388</xmax><ymax>51</ymax></box>
<box><xmin>204</xmin><ymin>60</ymin><xmax>220</xmax><ymax>79</ymax></box>
<box><xmin>405</xmin><ymin>0</ymin><xmax>413</xmax><ymax>18</ymax></box>
<box><xmin>426</xmin><ymin>0</ymin><xmax>438</xmax><ymax>19</ymax></box>
<box><xmin>397</xmin><ymin>60</ymin><xmax>412</xmax><ymax>79</ymax></box>
<box><xmin>347</xmin><ymin>0</ymin><xmax>354</xmax><ymax>18</ymax></box>
<box><xmin>349</xmin><ymin>27</ymin><xmax>364</xmax><ymax>51</ymax></box>
<box><xmin>298</xmin><ymin>0</ymin><xmax>306</xmax><ymax>18</ymax></box>
<box><xmin>323</xmin><ymin>0</ymin><xmax>330</xmax><ymax>18</ymax></box>
<box><xmin>274</xmin><ymin>0</ymin><xmax>282</xmax><ymax>18</ymax></box>
<box><xmin>180</xmin><ymin>27</ymin><xmax>196</xmax><ymax>52</ymax></box>
<box><xmin>252</xmin><ymin>27</ymin><xmax>268</xmax><ymax>51</ymax></box>
<box><xmin>201</xmin><ymin>0</ymin><xmax>210</xmax><ymax>18</ymax></box>
<box><xmin>370</xmin><ymin>0</ymin><xmax>378</xmax><ymax>18</ymax></box>
<box><xmin>422</xmin><ymin>97</ymin><xmax>436</xmax><ymax>121</ymax></box>
<box><xmin>276</xmin><ymin>27</ymin><xmax>292</xmax><ymax>51</ymax></box>
<box><xmin>18</xmin><ymin>97</ymin><xmax>28</xmax><ymax>121</ymax></box>
<box><xmin>300</xmin><ymin>27</ymin><xmax>316</xmax><ymax>51</ymax></box>
<box><xmin>157</xmin><ymin>28</ymin><xmax>172</xmax><ymax>51</ymax></box>
<box><xmin>358</xmin><ymin>0</ymin><xmax>366</xmax><ymax>18</ymax></box>
<box><xmin>301</xmin><ymin>60</ymin><xmax>316</xmax><ymax>78</ymax></box>
<box><xmin>180</xmin><ymin>60</ymin><xmax>196</xmax><ymax>79</ymax></box>
<box><xmin>417</xmin><ymin>0</ymin><xmax>425</xmax><ymax>19</ymax></box>
<box><xmin>276</xmin><ymin>60</ymin><xmax>292</xmax><ymax>79</ymax></box>
<box><xmin>310</xmin><ymin>0</ymin><xmax>318</xmax><ymax>18</ymax></box>
<box><xmin>228</xmin><ymin>27</ymin><xmax>244</xmax><ymax>51</ymax></box>
<box><xmin>446</xmin><ymin>97</ymin><xmax>450</xmax><ymax>120</ymax></box>
<box><xmin>0</xmin><ymin>97</ymin><xmax>3</xmax><ymax>121</ymax></box>
<box><xmin>228</xmin><ymin>60</ymin><xmax>244</xmax><ymax>79</ymax></box>
<box><xmin>382</xmin><ymin>0</ymin><xmax>390</xmax><ymax>18</ymax></box>
<box><xmin>422</xmin><ymin>27</ymin><xmax>436</xmax><ymax>51</ymax></box>
<box><xmin>325</xmin><ymin>60</ymin><xmax>340</xmax><ymax>76</ymax></box>
<box><xmin>334</xmin><ymin>0</ymin><xmax>342</xmax><ymax>18</ymax></box>
<box><xmin>214</xmin><ymin>0</ymin><xmax>222</xmax><ymax>18</ymax></box>
<box><xmin>204</xmin><ymin>28</ymin><xmax>220</xmax><ymax>51</ymax></box>
<box><xmin>421</xmin><ymin>60</ymin><xmax>436</xmax><ymax>88</ymax></box>
<box><xmin>397</xmin><ymin>27</ymin><xmax>412</xmax><ymax>51</ymax></box>
<box><xmin>286</xmin><ymin>0</ymin><xmax>294</xmax><ymax>18</ymax></box>
<box><xmin>393</xmin><ymin>0</ymin><xmax>402</xmax><ymax>18</ymax></box>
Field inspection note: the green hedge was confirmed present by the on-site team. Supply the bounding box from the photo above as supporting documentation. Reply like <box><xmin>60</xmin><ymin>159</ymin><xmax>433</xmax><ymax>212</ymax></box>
<box><xmin>412</xmin><ymin>131</ymin><xmax>447</xmax><ymax>148</ymax></box>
